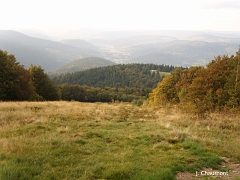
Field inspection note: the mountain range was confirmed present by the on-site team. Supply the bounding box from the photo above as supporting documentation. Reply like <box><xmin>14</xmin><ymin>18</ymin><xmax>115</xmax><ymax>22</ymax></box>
<box><xmin>0</xmin><ymin>30</ymin><xmax>102</xmax><ymax>71</ymax></box>
<box><xmin>0</xmin><ymin>29</ymin><xmax>239</xmax><ymax>72</ymax></box>
<box><xmin>125</xmin><ymin>40</ymin><xmax>238</xmax><ymax>66</ymax></box>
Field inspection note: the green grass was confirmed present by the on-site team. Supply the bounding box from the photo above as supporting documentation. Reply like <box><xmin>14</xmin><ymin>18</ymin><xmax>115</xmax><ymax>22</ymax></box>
<box><xmin>159</xmin><ymin>71</ymin><xmax>170</xmax><ymax>78</ymax></box>
<box><xmin>0</xmin><ymin>101</ymin><xmax>239</xmax><ymax>179</ymax></box>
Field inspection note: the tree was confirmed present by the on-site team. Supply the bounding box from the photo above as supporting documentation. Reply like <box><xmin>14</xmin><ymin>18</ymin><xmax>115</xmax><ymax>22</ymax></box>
<box><xmin>149</xmin><ymin>67</ymin><xmax>181</xmax><ymax>106</ymax></box>
<box><xmin>29</xmin><ymin>65</ymin><xmax>60</xmax><ymax>101</ymax></box>
<box><xmin>60</xmin><ymin>84</ymin><xmax>86</xmax><ymax>101</ymax></box>
<box><xmin>0</xmin><ymin>50</ymin><xmax>34</xmax><ymax>100</ymax></box>
<box><xmin>149</xmin><ymin>54</ymin><xmax>240</xmax><ymax>113</ymax></box>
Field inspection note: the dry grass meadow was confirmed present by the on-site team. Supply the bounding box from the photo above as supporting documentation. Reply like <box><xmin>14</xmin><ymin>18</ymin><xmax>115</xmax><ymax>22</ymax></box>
<box><xmin>0</xmin><ymin>101</ymin><xmax>239</xmax><ymax>179</ymax></box>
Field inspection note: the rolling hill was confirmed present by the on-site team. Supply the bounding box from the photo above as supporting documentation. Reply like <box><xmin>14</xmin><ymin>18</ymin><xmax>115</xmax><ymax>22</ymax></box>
<box><xmin>0</xmin><ymin>30</ymin><xmax>102</xmax><ymax>71</ymax></box>
<box><xmin>51</xmin><ymin>57</ymin><xmax>116</xmax><ymax>75</ymax></box>
<box><xmin>52</xmin><ymin>63</ymin><xmax>177</xmax><ymax>88</ymax></box>
<box><xmin>125</xmin><ymin>40</ymin><xmax>238</xmax><ymax>66</ymax></box>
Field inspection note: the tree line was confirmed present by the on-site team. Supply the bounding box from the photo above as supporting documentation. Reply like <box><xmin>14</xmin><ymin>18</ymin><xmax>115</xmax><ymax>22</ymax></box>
<box><xmin>60</xmin><ymin>84</ymin><xmax>151</xmax><ymax>105</ymax></box>
<box><xmin>149</xmin><ymin>53</ymin><xmax>240</xmax><ymax>115</ymax></box>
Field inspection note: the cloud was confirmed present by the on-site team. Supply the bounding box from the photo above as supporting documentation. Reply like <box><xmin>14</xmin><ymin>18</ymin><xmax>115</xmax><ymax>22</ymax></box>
<box><xmin>201</xmin><ymin>0</ymin><xmax>240</xmax><ymax>9</ymax></box>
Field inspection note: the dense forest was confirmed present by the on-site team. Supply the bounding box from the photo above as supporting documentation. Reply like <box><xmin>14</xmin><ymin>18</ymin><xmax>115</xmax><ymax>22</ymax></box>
<box><xmin>52</xmin><ymin>64</ymin><xmax>180</xmax><ymax>103</ymax></box>
<box><xmin>53</xmin><ymin>64</ymin><xmax>177</xmax><ymax>88</ymax></box>
<box><xmin>149</xmin><ymin>53</ymin><xmax>240</xmax><ymax>115</ymax></box>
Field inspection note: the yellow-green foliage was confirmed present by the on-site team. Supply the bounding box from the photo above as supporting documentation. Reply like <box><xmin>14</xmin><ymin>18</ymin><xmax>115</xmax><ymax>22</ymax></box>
<box><xmin>0</xmin><ymin>102</ymin><xmax>239</xmax><ymax>179</ymax></box>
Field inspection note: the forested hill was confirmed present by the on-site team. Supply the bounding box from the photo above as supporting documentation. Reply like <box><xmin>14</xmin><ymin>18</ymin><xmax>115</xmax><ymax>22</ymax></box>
<box><xmin>53</xmin><ymin>64</ymin><xmax>178</xmax><ymax>88</ymax></box>
<box><xmin>50</xmin><ymin>57</ymin><xmax>116</xmax><ymax>76</ymax></box>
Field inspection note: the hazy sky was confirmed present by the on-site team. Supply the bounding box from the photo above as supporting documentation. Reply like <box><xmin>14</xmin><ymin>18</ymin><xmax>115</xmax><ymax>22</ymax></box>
<box><xmin>1</xmin><ymin>0</ymin><xmax>240</xmax><ymax>31</ymax></box>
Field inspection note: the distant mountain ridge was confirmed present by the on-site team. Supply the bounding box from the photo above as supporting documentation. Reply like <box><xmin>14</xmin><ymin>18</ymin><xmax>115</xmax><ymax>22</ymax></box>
<box><xmin>1</xmin><ymin>29</ymin><xmax>239</xmax><ymax>71</ymax></box>
<box><xmin>184</xmin><ymin>34</ymin><xmax>240</xmax><ymax>43</ymax></box>
<box><xmin>126</xmin><ymin>40</ymin><xmax>238</xmax><ymax>66</ymax></box>
<box><xmin>86</xmin><ymin>32</ymin><xmax>239</xmax><ymax>65</ymax></box>
<box><xmin>0</xmin><ymin>30</ymin><xmax>102</xmax><ymax>71</ymax></box>
<box><xmin>89</xmin><ymin>35</ymin><xmax>178</xmax><ymax>47</ymax></box>
<box><xmin>51</xmin><ymin>57</ymin><xmax>116</xmax><ymax>75</ymax></box>
<box><xmin>59</xmin><ymin>39</ymin><xmax>99</xmax><ymax>50</ymax></box>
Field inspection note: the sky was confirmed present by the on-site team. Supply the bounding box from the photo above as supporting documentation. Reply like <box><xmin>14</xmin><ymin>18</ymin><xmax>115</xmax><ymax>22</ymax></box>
<box><xmin>0</xmin><ymin>0</ymin><xmax>240</xmax><ymax>32</ymax></box>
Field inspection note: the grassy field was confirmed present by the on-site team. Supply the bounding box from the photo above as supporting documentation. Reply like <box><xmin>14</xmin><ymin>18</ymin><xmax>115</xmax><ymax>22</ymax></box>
<box><xmin>0</xmin><ymin>101</ymin><xmax>239</xmax><ymax>180</ymax></box>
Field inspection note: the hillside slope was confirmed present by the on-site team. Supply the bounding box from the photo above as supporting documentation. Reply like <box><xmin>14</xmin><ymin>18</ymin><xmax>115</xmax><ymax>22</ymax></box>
<box><xmin>53</xmin><ymin>63</ymin><xmax>177</xmax><ymax>88</ymax></box>
<box><xmin>51</xmin><ymin>57</ymin><xmax>116</xmax><ymax>75</ymax></box>
<box><xmin>1</xmin><ymin>102</ymin><xmax>239</xmax><ymax>179</ymax></box>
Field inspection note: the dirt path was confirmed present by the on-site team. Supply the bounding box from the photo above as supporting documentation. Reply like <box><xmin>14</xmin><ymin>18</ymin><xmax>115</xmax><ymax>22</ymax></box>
<box><xmin>176</xmin><ymin>158</ymin><xmax>240</xmax><ymax>180</ymax></box>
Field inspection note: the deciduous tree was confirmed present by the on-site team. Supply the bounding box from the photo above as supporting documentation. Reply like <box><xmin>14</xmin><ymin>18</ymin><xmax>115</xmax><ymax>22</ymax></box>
<box><xmin>29</xmin><ymin>65</ymin><xmax>60</xmax><ymax>101</ymax></box>
<box><xmin>0</xmin><ymin>50</ymin><xmax>34</xmax><ymax>100</ymax></box>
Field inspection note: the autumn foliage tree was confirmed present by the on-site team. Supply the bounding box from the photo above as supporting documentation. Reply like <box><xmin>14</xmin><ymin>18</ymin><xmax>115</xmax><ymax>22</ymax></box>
<box><xmin>149</xmin><ymin>67</ymin><xmax>181</xmax><ymax>106</ymax></box>
<box><xmin>149</xmin><ymin>53</ymin><xmax>240</xmax><ymax>115</ymax></box>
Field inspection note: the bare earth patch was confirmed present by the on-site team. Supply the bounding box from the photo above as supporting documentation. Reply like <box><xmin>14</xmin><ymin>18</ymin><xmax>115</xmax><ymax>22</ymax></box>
<box><xmin>176</xmin><ymin>157</ymin><xmax>240</xmax><ymax>180</ymax></box>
